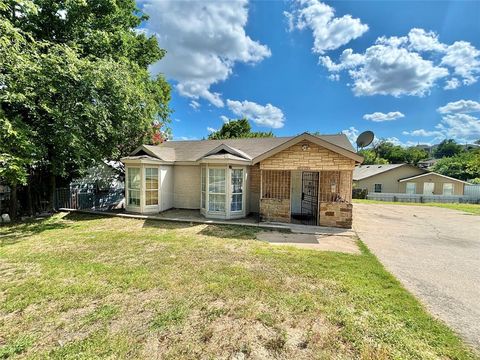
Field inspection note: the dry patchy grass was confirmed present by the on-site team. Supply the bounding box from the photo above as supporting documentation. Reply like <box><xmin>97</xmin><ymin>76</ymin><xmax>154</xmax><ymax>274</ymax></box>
<box><xmin>0</xmin><ymin>213</ymin><xmax>477</xmax><ymax>359</ymax></box>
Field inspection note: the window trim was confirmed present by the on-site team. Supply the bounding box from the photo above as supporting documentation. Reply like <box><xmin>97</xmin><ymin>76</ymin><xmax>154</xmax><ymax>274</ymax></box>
<box><xmin>443</xmin><ymin>182</ymin><xmax>454</xmax><ymax>196</ymax></box>
<box><xmin>374</xmin><ymin>183</ymin><xmax>382</xmax><ymax>193</ymax></box>
<box><xmin>405</xmin><ymin>182</ymin><xmax>416</xmax><ymax>195</ymax></box>
<box><xmin>145</xmin><ymin>167</ymin><xmax>159</xmax><ymax>206</ymax></box>
<box><xmin>127</xmin><ymin>167</ymin><xmax>141</xmax><ymax>207</ymax></box>
<box><xmin>230</xmin><ymin>168</ymin><xmax>244</xmax><ymax>213</ymax></box>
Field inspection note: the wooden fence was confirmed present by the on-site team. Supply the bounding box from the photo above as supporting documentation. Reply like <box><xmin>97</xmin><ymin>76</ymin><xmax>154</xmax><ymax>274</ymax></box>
<box><xmin>55</xmin><ymin>187</ymin><xmax>125</xmax><ymax>211</ymax></box>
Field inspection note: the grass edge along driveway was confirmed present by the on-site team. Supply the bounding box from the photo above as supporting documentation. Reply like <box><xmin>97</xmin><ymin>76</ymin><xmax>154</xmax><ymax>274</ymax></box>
<box><xmin>353</xmin><ymin>199</ymin><xmax>480</xmax><ymax>215</ymax></box>
<box><xmin>0</xmin><ymin>213</ymin><xmax>478</xmax><ymax>359</ymax></box>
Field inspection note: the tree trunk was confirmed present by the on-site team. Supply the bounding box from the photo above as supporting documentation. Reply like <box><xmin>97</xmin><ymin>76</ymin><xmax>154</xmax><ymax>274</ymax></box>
<box><xmin>50</xmin><ymin>173</ymin><xmax>56</xmax><ymax>212</ymax></box>
<box><xmin>27</xmin><ymin>181</ymin><xmax>33</xmax><ymax>216</ymax></box>
<box><xmin>9</xmin><ymin>184</ymin><xmax>17</xmax><ymax>221</ymax></box>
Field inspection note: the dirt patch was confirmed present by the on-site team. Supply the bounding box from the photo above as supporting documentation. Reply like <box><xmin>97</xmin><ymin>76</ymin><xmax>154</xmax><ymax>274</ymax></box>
<box><xmin>257</xmin><ymin>231</ymin><xmax>360</xmax><ymax>254</ymax></box>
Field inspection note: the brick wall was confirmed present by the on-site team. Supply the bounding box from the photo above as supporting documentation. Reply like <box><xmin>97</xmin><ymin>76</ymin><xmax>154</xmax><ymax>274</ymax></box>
<box><xmin>260</xmin><ymin>141</ymin><xmax>355</xmax><ymax>171</ymax></box>
<box><xmin>249</xmin><ymin>164</ymin><xmax>261</xmax><ymax>213</ymax></box>
<box><xmin>319</xmin><ymin>202</ymin><xmax>352</xmax><ymax>228</ymax></box>
<box><xmin>260</xmin><ymin>199</ymin><xmax>290</xmax><ymax>223</ymax></box>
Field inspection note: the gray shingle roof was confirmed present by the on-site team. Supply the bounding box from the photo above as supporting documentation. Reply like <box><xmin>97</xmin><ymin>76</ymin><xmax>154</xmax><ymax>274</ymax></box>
<box><xmin>137</xmin><ymin>134</ymin><xmax>355</xmax><ymax>163</ymax></box>
<box><xmin>353</xmin><ymin>164</ymin><xmax>407</xmax><ymax>180</ymax></box>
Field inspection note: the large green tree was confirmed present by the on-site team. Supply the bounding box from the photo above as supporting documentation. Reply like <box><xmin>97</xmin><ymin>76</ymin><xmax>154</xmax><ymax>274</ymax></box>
<box><xmin>0</xmin><ymin>0</ymin><xmax>171</xmax><ymax>217</ymax></box>
<box><xmin>433</xmin><ymin>139</ymin><xmax>463</xmax><ymax>158</ymax></box>
<box><xmin>208</xmin><ymin>118</ymin><xmax>274</xmax><ymax>140</ymax></box>
<box><xmin>433</xmin><ymin>150</ymin><xmax>480</xmax><ymax>181</ymax></box>
<box><xmin>361</xmin><ymin>140</ymin><xmax>428</xmax><ymax>165</ymax></box>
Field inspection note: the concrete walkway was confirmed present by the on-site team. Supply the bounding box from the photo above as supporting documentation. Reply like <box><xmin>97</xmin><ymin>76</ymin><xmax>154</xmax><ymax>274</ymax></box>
<box><xmin>353</xmin><ymin>203</ymin><xmax>480</xmax><ymax>349</ymax></box>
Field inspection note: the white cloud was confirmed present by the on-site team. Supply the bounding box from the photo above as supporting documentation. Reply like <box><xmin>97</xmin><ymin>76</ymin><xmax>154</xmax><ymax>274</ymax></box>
<box><xmin>285</xmin><ymin>0</ymin><xmax>368</xmax><ymax>54</ymax></box>
<box><xmin>444</xmin><ymin>78</ymin><xmax>460</xmax><ymax>90</ymax></box>
<box><xmin>441</xmin><ymin>41</ymin><xmax>480</xmax><ymax>85</ymax></box>
<box><xmin>402</xmin><ymin>129</ymin><xmax>443</xmax><ymax>137</ymax></box>
<box><xmin>226</xmin><ymin>99</ymin><xmax>285</xmax><ymax>128</ymax></box>
<box><xmin>220</xmin><ymin>115</ymin><xmax>230</xmax><ymax>123</ymax></box>
<box><xmin>341</xmin><ymin>126</ymin><xmax>359</xmax><ymax>145</ymax></box>
<box><xmin>437</xmin><ymin>113</ymin><xmax>480</xmax><ymax>141</ymax></box>
<box><xmin>175</xmin><ymin>136</ymin><xmax>198</xmax><ymax>141</ymax></box>
<box><xmin>207</xmin><ymin>127</ymin><xmax>217</xmax><ymax>133</ymax></box>
<box><xmin>363</xmin><ymin>111</ymin><xmax>405</xmax><ymax>122</ymax></box>
<box><xmin>189</xmin><ymin>100</ymin><xmax>200</xmax><ymax>110</ymax></box>
<box><xmin>407</xmin><ymin>28</ymin><xmax>446</xmax><ymax>52</ymax></box>
<box><xmin>141</xmin><ymin>0</ymin><xmax>271</xmax><ymax>107</ymax></box>
<box><xmin>349</xmin><ymin>44</ymin><xmax>448</xmax><ymax>96</ymax></box>
<box><xmin>437</xmin><ymin>99</ymin><xmax>480</xmax><ymax>114</ymax></box>
<box><xmin>319</xmin><ymin>28</ymin><xmax>480</xmax><ymax>96</ymax></box>
<box><xmin>328</xmin><ymin>74</ymin><xmax>340</xmax><ymax>81</ymax></box>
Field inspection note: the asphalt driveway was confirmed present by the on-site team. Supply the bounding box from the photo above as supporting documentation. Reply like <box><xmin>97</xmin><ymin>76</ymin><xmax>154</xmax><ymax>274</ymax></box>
<box><xmin>353</xmin><ymin>203</ymin><xmax>480</xmax><ymax>349</ymax></box>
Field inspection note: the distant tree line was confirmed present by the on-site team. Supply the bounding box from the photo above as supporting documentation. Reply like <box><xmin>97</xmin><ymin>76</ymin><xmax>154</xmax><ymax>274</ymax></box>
<box><xmin>359</xmin><ymin>138</ymin><xmax>480</xmax><ymax>182</ymax></box>
<box><xmin>207</xmin><ymin>118</ymin><xmax>274</xmax><ymax>140</ymax></box>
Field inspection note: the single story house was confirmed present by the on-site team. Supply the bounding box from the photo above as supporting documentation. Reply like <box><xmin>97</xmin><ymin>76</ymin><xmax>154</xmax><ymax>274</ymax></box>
<box><xmin>353</xmin><ymin>164</ymin><xmax>468</xmax><ymax>195</ymax></box>
<box><xmin>121</xmin><ymin>133</ymin><xmax>363</xmax><ymax>228</ymax></box>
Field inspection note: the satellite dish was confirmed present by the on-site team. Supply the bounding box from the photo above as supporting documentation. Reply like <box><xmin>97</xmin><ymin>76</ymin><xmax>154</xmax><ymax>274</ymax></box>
<box><xmin>356</xmin><ymin>131</ymin><xmax>374</xmax><ymax>150</ymax></box>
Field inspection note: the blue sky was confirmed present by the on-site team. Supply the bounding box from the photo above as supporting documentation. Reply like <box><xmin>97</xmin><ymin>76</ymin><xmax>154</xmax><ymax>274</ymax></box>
<box><xmin>137</xmin><ymin>0</ymin><xmax>480</xmax><ymax>146</ymax></box>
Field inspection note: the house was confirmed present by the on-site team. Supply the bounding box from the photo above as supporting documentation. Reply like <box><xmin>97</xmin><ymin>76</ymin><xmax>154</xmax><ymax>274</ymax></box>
<box><xmin>353</xmin><ymin>164</ymin><xmax>468</xmax><ymax>195</ymax></box>
<box><xmin>121</xmin><ymin>133</ymin><xmax>363</xmax><ymax>228</ymax></box>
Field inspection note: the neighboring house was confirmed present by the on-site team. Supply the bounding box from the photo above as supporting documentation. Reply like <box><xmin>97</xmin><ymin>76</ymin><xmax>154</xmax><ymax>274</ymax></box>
<box><xmin>353</xmin><ymin>164</ymin><xmax>468</xmax><ymax>195</ymax></box>
<box><xmin>417</xmin><ymin>158</ymin><xmax>438</xmax><ymax>170</ymax></box>
<box><xmin>121</xmin><ymin>133</ymin><xmax>363</xmax><ymax>228</ymax></box>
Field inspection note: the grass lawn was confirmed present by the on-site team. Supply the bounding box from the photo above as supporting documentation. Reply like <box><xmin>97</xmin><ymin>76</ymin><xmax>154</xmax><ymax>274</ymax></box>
<box><xmin>0</xmin><ymin>213</ymin><xmax>477</xmax><ymax>359</ymax></box>
<box><xmin>353</xmin><ymin>199</ymin><xmax>480</xmax><ymax>215</ymax></box>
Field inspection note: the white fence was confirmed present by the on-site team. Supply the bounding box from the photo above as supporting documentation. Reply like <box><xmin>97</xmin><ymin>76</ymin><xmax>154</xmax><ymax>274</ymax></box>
<box><xmin>367</xmin><ymin>192</ymin><xmax>480</xmax><ymax>204</ymax></box>
<box><xmin>465</xmin><ymin>184</ymin><xmax>480</xmax><ymax>198</ymax></box>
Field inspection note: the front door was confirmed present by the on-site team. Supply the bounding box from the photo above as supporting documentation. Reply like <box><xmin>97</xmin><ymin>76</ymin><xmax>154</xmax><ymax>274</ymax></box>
<box><xmin>423</xmin><ymin>182</ymin><xmax>434</xmax><ymax>195</ymax></box>
<box><xmin>300</xmin><ymin>172</ymin><xmax>319</xmax><ymax>225</ymax></box>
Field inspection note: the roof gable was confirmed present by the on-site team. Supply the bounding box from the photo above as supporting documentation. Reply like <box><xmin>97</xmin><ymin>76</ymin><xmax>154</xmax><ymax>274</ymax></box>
<box><xmin>353</xmin><ymin>164</ymin><xmax>425</xmax><ymax>181</ymax></box>
<box><xmin>398</xmin><ymin>172</ymin><xmax>470</xmax><ymax>184</ymax></box>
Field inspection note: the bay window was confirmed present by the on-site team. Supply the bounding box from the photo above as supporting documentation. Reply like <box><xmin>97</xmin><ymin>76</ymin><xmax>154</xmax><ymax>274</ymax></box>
<box><xmin>208</xmin><ymin>168</ymin><xmax>226</xmax><ymax>212</ymax></box>
<box><xmin>127</xmin><ymin>168</ymin><xmax>140</xmax><ymax>206</ymax></box>
<box><xmin>231</xmin><ymin>169</ymin><xmax>243</xmax><ymax>212</ymax></box>
<box><xmin>145</xmin><ymin>168</ymin><xmax>159</xmax><ymax>205</ymax></box>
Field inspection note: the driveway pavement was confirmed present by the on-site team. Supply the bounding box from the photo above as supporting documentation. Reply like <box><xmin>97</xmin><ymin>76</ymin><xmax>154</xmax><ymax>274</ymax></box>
<box><xmin>353</xmin><ymin>203</ymin><xmax>480</xmax><ymax>348</ymax></box>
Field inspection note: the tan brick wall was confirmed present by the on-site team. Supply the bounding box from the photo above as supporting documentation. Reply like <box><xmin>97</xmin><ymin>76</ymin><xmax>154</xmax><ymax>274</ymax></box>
<box><xmin>260</xmin><ymin>141</ymin><xmax>356</xmax><ymax>171</ymax></box>
<box><xmin>260</xmin><ymin>199</ymin><xmax>290</xmax><ymax>222</ymax></box>
<box><xmin>319</xmin><ymin>202</ymin><xmax>352</xmax><ymax>228</ymax></box>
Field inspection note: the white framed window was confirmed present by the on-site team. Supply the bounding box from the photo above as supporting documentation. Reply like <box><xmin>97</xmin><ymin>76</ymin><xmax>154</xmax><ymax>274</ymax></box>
<box><xmin>231</xmin><ymin>168</ymin><xmax>244</xmax><ymax>212</ymax></box>
<box><xmin>127</xmin><ymin>167</ymin><xmax>140</xmax><ymax>206</ymax></box>
<box><xmin>443</xmin><ymin>183</ymin><xmax>453</xmax><ymax>196</ymax></box>
<box><xmin>208</xmin><ymin>168</ymin><xmax>226</xmax><ymax>212</ymax></box>
<box><xmin>374</xmin><ymin>184</ymin><xmax>382</xmax><ymax>193</ymax></box>
<box><xmin>406</xmin><ymin>182</ymin><xmax>416</xmax><ymax>194</ymax></box>
<box><xmin>145</xmin><ymin>168</ymin><xmax>159</xmax><ymax>206</ymax></box>
<box><xmin>201</xmin><ymin>167</ymin><xmax>206</xmax><ymax>209</ymax></box>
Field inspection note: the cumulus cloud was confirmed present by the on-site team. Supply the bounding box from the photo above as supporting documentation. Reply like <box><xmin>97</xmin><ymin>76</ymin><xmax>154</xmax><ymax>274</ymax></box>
<box><xmin>437</xmin><ymin>113</ymin><xmax>480</xmax><ymax>141</ymax></box>
<box><xmin>363</xmin><ymin>111</ymin><xmax>405</xmax><ymax>122</ymax></box>
<box><xmin>341</xmin><ymin>126</ymin><xmax>359</xmax><ymax>145</ymax></box>
<box><xmin>207</xmin><ymin>127</ymin><xmax>217</xmax><ymax>133</ymax></box>
<box><xmin>140</xmin><ymin>0</ymin><xmax>271</xmax><ymax>107</ymax></box>
<box><xmin>441</xmin><ymin>41</ymin><xmax>480</xmax><ymax>85</ymax></box>
<box><xmin>220</xmin><ymin>115</ymin><xmax>230</xmax><ymax>123</ymax></box>
<box><xmin>226</xmin><ymin>100</ymin><xmax>285</xmax><ymax>128</ymax></box>
<box><xmin>285</xmin><ymin>0</ymin><xmax>368</xmax><ymax>54</ymax></box>
<box><xmin>437</xmin><ymin>99</ymin><xmax>480</xmax><ymax>114</ymax></box>
<box><xmin>318</xmin><ymin>27</ymin><xmax>480</xmax><ymax>96</ymax></box>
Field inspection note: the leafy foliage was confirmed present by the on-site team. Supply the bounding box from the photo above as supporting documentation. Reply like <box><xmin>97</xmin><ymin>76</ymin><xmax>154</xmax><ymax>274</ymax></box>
<box><xmin>208</xmin><ymin>118</ymin><xmax>274</xmax><ymax>140</ymax></box>
<box><xmin>359</xmin><ymin>141</ymin><xmax>428</xmax><ymax>165</ymax></box>
<box><xmin>433</xmin><ymin>150</ymin><xmax>480</xmax><ymax>181</ymax></box>
<box><xmin>433</xmin><ymin>139</ymin><xmax>463</xmax><ymax>158</ymax></box>
<box><xmin>0</xmin><ymin>0</ymin><xmax>171</xmax><ymax>187</ymax></box>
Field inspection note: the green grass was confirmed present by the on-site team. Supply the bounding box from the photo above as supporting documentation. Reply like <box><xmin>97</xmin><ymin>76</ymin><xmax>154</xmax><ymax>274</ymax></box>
<box><xmin>353</xmin><ymin>199</ymin><xmax>480</xmax><ymax>215</ymax></box>
<box><xmin>0</xmin><ymin>213</ymin><xmax>477</xmax><ymax>359</ymax></box>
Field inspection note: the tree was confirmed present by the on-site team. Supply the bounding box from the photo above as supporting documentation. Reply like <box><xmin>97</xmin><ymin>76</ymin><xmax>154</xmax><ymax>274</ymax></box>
<box><xmin>0</xmin><ymin>0</ymin><xmax>171</xmax><ymax>216</ymax></box>
<box><xmin>208</xmin><ymin>118</ymin><xmax>274</xmax><ymax>140</ymax></box>
<box><xmin>433</xmin><ymin>139</ymin><xmax>463</xmax><ymax>158</ymax></box>
<box><xmin>432</xmin><ymin>150</ymin><xmax>480</xmax><ymax>181</ymax></box>
<box><xmin>357</xmin><ymin>149</ymin><xmax>388</xmax><ymax>165</ymax></box>
<box><xmin>372</xmin><ymin>140</ymin><xmax>428</xmax><ymax>165</ymax></box>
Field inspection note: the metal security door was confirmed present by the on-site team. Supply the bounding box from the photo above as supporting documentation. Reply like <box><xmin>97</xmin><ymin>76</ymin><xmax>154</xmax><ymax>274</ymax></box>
<box><xmin>301</xmin><ymin>172</ymin><xmax>319</xmax><ymax>225</ymax></box>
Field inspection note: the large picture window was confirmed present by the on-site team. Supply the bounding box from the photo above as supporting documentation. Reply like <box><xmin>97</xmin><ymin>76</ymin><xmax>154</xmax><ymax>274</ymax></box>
<box><xmin>231</xmin><ymin>169</ymin><xmax>243</xmax><ymax>212</ymax></box>
<box><xmin>208</xmin><ymin>168</ymin><xmax>226</xmax><ymax>212</ymax></box>
<box><xmin>127</xmin><ymin>168</ymin><xmax>140</xmax><ymax>206</ymax></box>
<box><xmin>443</xmin><ymin>183</ymin><xmax>453</xmax><ymax>195</ymax></box>
<box><xmin>145</xmin><ymin>168</ymin><xmax>159</xmax><ymax>206</ymax></box>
